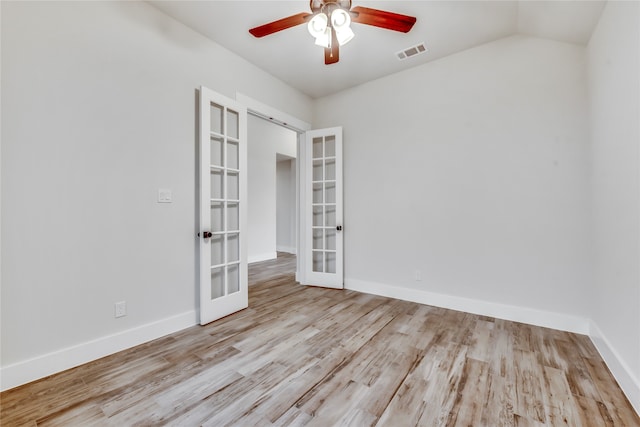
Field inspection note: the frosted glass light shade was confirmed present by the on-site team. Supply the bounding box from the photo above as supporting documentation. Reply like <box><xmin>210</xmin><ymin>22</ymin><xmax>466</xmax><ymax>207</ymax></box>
<box><xmin>331</xmin><ymin>9</ymin><xmax>354</xmax><ymax>46</ymax></box>
<box><xmin>331</xmin><ymin>9</ymin><xmax>350</xmax><ymax>29</ymax></box>
<box><xmin>335</xmin><ymin>26</ymin><xmax>354</xmax><ymax>46</ymax></box>
<box><xmin>315</xmin><ymin>27</ymin><xmax>331</xmax><ymax>48</ymax></box>
<box><xmin>308</xmin><ymin>13</ymin><xmax>328</xmax><ymax>38</ymax></box>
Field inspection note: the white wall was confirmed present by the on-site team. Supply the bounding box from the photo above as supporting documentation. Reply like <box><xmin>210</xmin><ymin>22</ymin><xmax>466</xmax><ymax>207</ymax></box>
<box><xmin>587</xmin><ymin>1</ymin><xmax>640</xmax><ymax>411</ymax></box>
<box><xmin>314</xmin><ymin>35</ymin><xmax>592</xmax><ymax>329</ymax></box>
<box><xmin>0</xmin><ymin>1</ymin><xmax>312</xmax><ymax>390</ymax></box>
<box><xmin>276</xmin><ymin>158</ymin><xmax>296</xmax><ymax>254</ymax></box>
<box><xmin>247</xmin><ymin>116</ymin><xmax>297</xmax><ymax>263</ymax></box>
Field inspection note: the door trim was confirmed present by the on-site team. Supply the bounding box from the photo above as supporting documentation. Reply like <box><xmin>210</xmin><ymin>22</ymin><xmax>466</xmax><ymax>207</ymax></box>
<box><xmin>235</xmin><ymin>93</ymin><xmax>312</xmax><ymax>283</ymax></box>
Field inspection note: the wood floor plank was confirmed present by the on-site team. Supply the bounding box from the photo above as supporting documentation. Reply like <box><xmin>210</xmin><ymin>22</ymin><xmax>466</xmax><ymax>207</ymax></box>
<box><xmin>98</xmin><ymin>355</ymin><xmax>206</xmax><ymax>417</ymax></box>
<box><xmin>35</xmin><ymin>403</ymin><xmax>108</xmax><ymax>427</ymax></box>
<box><xmin>447</xmin><ymin>358</ymin><xmax>491</xmax><ymax>426</ymax></box>
<box><xmin>0</xmin><ymin>377</ymin><xmax>90</xmax><ymax>426</ymax></box>
<box><xmin>542</xmin><ymin>365</ymin><xmax>583</xmax><ymax>426</ymax></box>
<box><xmin>272</xmin><ymin>406</ymin><xmax>313</xmax><ymax>427</ymax></box>
<box><xmin>512</xmin><ymin>349</ymin><xmax>550</xmax><ymax>424</ymax></box>
<box><xmin>1</xmin><ymin>253</ymin><xmax>638</xmax><ymax>426</ymax></box>
<box><xmin>481</xmin><ymin>374</ymin><xmax>517</xmax><ymax>427</ymax></box>
<box><xmin>582</xmin><ymin>357</ymin><xmax>640</xmax><ymax>426</ymax></box>
<box><xmin>574</xmin><ymin>395</ymin><xmax>613</xmax><ymax>427</ymax></box>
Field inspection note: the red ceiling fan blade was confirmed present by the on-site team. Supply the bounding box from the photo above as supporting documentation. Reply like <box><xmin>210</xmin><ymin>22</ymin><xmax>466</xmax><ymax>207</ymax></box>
<box><xmin>324</xmin><ymin>29</ymin><xmax>340</xmax><ymax>64</ymax></box>
<box><xmin>249</xmin><ymin>12</ymin><xmax>312</xmax><ymax>38</ymax></box>
<box><xmin>351</xmin><ymin>6</ymin><xmax>417</xmax><ymax>33</ymax></box>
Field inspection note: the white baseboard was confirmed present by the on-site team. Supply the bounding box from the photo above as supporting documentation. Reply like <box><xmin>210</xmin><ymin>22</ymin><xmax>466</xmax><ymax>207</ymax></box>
<box><xmin>589</xmin><ymin>321</ymin><xmax>640</xmax><ymax>415</ymax></box>
<box><xmin>276</xmin><ymin>246</ymin><xmax>296</xmax><ymax>254</ymax></box>
<box><xmin>0</xmin><ymin>310</ymin><xmax>197</xmax><ymax>392</ymax></box>
<box><xmin>248</xmin><ymin>252</ymin><xmax>277</xmax><ymax>264</ymax></box>
<box><xmin>344</xmin><ymin>278</ymin><xmax>590</xmax><ymax>334</ymax></box>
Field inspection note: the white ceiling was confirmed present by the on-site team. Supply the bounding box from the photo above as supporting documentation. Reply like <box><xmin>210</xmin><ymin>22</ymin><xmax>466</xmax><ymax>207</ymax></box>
<box><xmin>149</xmin><ymin>1</ymin><xmax>605</xmax><ymax>99</ymax></box>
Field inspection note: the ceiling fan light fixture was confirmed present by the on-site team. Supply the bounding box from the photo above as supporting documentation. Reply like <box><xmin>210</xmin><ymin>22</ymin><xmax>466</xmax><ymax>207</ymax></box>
<box><xmin>335</xmin><ymin>25</ymin><xmax>354</xmax><ymax>46</ymax></box>
<box><xmin>314</xmin><ymin>27</ymin><xmax>332</xmax><ymax>48</ymax></box>
<box><xmin>331</xmin><ymin>8</ymin><xmax>350</xmax><ymax>29</ymax></box>
<box><xmin>307</xmin><ymin>13</ymin><xmax>328</xmax><ymax>38</ymax></box>
<box><xmin>330</xmin><ymin>9</ymin><xmax>354</xmax><ymax>46</ymax></box>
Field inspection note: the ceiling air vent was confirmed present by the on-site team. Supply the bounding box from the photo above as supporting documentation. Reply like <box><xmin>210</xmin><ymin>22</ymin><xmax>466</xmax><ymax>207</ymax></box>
<box><xmin>396</xmin><ymin>43</ymin><xmax>428</xmax><ymax>61</ymax></box>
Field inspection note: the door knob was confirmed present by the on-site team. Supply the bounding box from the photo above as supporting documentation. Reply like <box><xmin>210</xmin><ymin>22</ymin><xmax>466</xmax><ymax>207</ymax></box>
<box><xmin>336</xmin><ymin>225</ymin><xmax>343</xmax><ymax>231</ymax></box>
<box><xmin>199</xmin><ymin>231</ymin><xmax>213</xmax><ymax>239</ymax></box>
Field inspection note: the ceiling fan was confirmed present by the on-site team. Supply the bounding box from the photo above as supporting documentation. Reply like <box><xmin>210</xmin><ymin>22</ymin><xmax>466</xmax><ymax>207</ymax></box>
<box><xmin>249</xmin><ymin>0</ymin><xmax>417</xmax><ymax>65</ymax></box>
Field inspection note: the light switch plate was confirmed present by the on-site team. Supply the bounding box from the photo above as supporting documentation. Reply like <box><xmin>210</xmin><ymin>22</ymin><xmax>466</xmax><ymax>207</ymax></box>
<box><xmin>158</xmin><ymin>189</ymin><xmax>172</xmax><ymax>203</ymax></box>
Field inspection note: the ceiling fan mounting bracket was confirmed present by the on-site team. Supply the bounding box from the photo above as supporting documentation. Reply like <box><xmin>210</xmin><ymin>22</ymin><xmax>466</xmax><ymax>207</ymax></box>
<box><xmin>310</xmin><ymin>0</ymin><xmax>352</xmax><ymax>13</ymax></box>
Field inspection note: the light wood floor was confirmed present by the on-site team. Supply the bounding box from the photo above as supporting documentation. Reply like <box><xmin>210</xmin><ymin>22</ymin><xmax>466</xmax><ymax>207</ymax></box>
<box><xmin>1</xmin><ymin>253</ymin><xmax>638</xmax><ymax>426</ymax></box>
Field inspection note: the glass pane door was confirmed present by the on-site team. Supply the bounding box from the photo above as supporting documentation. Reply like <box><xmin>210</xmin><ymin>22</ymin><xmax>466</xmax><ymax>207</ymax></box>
<box><xmin>311</xmin><ymin>135</ymin><xmax>337</xmax><ymax>274</ymax></box>
<box><xmin>305</xmin><ymin>127</ymin><xmax>343</xmax><ymax>289</ymax></box>
<box><xmin>199</xmin><ymin>87</ymin><xmax>247</xmax><ymax>325</ymax></box>
<box><xmin>209</xmin><ymin>103</ymin><xmax>241</xmax><ymax>299</ymax></box>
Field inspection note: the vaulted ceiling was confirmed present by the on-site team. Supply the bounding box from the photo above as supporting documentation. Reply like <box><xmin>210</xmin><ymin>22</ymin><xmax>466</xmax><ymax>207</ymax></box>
<box><xmin>150</xmin><ymin>1</ymin><xmax>605</xmax><ymax>98</ymax></box>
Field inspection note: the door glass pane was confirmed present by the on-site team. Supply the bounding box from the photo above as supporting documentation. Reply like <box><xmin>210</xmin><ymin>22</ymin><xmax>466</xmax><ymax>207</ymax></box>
<box><xmin>210</xmin><ymin>103</ymin><xmax>223</xmax><ymax>135</ymax></box>
<box><xmin>200</xmin><ymin>90</ymin><xmax>248</xmax><ymax>325</ymax></box>
<box><xmin>325</xmin><ymin>136</ymin><xmax>335</xmax><ymax>157</ymax></box>
<box><xmin>227</xmin><ymin>233</ymin><xmax>239</xmax><ymax>263</ymax></box>
<box><xmin>313</xmin><ymin>160</ymin><xmax>323</xmax><ymax>181</ymax></box>
<box><xmin>211</xmin><ymin>235</ymin><xmax>224</xmax><ymax>266</ymax></box>
<box><xmin>227</xmin><ymin>172</ymin><xmax>239</xmax><ymax>200</ymax></box>
<box><xmin>210</xmin><ymin>202</ymin><xmax>224</xmax><ymax>232</ymax></box>
<box><xmin>210</xmin><ymin>137</ymin><xmax>223</xmax><ymax>167</ymax></box>
<box><xmin>325</xmin><ymin>183</ymin><xmax>336</xmax><ymax>204</ymax></box>
<box><xmin>325</xmin><ymin>159</ymin><xmax>336</xmax><ymax>181</ymax></box>
<box><xmin>228</xmin><ymin>264</ymin><xmax>240</xmax><ymax>294</ymax></box>
<box><xmin>313</xmin><ymin>206</ymin><xmax>324</xmax><ymax>227</ymax></box>
<box><xmin>325</xmin><ymin>205</ymin><xmax>336</xmax><ymax>227</ymax></box>
<box><xmin>313</xmin><ymin>229</ymin><xmax>324</xmax><ymax>249</ymax></box>
<box><xmin>211</xmin><ymin>267</ymin><xmax>224</xmax><ymax>299</ymax></box>
<box><xmin>227</xmin><ymin>141</ymin><xmax>239</xmax><ymax>170</ymax></box>
<box><xmin>227</xmin><ymin>109</ymin><xmax>239</xmax><ymax>139</ymax></box>
<box><xmin>312</xmin><ymin>137</ymin><xmax>323</xmax><ymax>159</ymax></box>
<box><xmin>210</xmin><ymin>170</ymin><xmax>223</xmax><ymax>200</ymax></box>
<box><xmin>227</xmin><ymin>203</ymin><xmax>239</xmax><ymax>231</ymax></box>
<box><xmin>313</xmin><ymin>183</ymin><xmax>323</xmax><ymax>204</ymax></box>
<box><xmin>307</xmin><ymin>130</ymin><xmax>340</xmax><ymax>280</ymax></box>
<box><xmin>325</xmin><ymin>252</ymin><xmax>336</xmax><ymax>274</ymax></box>
<box><xmin>312</xmin><ymin>251</ymin><xmax>324</xmax><ymax>272</ymax></box>
<box><xmin>326</xmin><ymin>228</ymin><xmax>336</xmax><ymax>250</ymax></box>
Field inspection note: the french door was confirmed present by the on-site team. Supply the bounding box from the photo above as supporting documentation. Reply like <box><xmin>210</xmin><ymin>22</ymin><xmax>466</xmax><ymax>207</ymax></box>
<box><xmin>304</xmin><ymin>127</ymin><xmax>344</xmax><ymax>289</ymax></box>
<box><xmin>198</xmin><ymin>87</ymin><xmax>248</xmax><ymax>325</ymax></box>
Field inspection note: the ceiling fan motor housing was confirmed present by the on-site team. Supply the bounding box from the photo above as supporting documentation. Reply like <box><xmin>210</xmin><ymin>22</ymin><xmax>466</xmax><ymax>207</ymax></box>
<box><xmin>310</xmin><ymin>0</ymin><xmax>352</xmax><ymax>13</ymax></box>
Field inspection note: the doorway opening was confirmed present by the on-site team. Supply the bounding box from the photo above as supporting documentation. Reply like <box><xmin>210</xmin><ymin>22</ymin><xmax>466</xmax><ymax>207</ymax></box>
<box><xmin>238</xmin><ymin>93</ymin><xmax>312</xmax><ymax>285</ymax></box>
<box><xmin>246</xmin><ymin>114</ymin><xmax>297</xmax><ymax>268</ymax></box>
<box><xmin>276</xmin><ymin>154</ymin><xmax>297</xmax><ymax>256</ymax></box>
<box><xmin>237</xmin><ymin>93</ymin><xmax>343</xmax><ymax>290</ymax></box>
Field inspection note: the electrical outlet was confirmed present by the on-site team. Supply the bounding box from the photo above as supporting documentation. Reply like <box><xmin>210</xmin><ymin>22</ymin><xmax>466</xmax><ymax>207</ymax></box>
<box><xmin>415</xmin><ymin>270</ymin><xmax>422</xmax><ymax>281</ymax></box>
<box><xmin>115</xmin><ymin>301</ymin><xmax>127</xmax><ymax>318</ymax></box>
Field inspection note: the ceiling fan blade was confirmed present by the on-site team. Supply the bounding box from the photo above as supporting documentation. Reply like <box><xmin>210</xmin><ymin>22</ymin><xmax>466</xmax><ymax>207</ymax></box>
<box><xmin>249</xmin><ymin>12</ymin><xmax>312</xmax><ymax>38</ymax></box>
<box><xmin>351</xmin><ymin>6</ymin><xmax>417</xmax><ymax>33</ymax></box>
<box><xmin>324</xmin><ymin>30</ymin><xmax>340</xmax><ymax>64</ymax></box>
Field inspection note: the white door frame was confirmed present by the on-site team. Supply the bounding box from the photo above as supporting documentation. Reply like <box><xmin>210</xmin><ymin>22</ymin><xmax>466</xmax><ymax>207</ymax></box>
<box><xmin>235</xmin><ymin>93</ymin><xmax>313</xmax><ymax>284</ymax></box>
